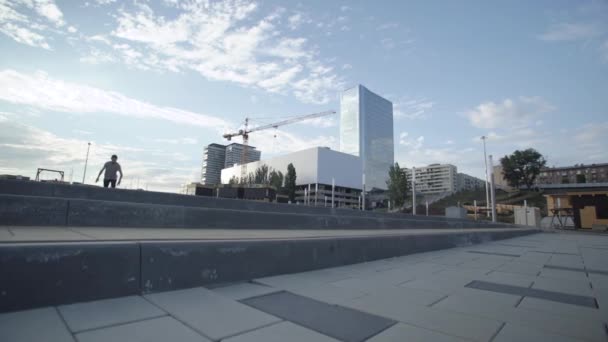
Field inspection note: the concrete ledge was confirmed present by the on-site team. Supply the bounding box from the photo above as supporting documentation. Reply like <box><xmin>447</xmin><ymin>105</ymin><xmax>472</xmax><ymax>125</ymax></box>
<box><xmin>0</xmin><ymin>180</ymin><xmax>510</xmax><ymax>226</ymax></box>
<box><xmin>0</xmin><ymin>195</ymin><xmax>68</xmax><ymax>226</ymax></box>
<box><xmin>1</xmin><ymin>194</ymin><xmax>517</xmax><ymax>230</ymax></box>
<box><xmin>0</xmin><ymin>242</ymin><xmax>140</xmax><ymax>313</ymax></box>
<box><xmin>0</xmin><ymin>228</ymin><xmax>538</xmax><ymax>312</ymax></box>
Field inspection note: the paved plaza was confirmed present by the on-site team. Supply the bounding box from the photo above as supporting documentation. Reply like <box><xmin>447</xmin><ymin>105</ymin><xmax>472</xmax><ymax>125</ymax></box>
<box><xmin>1</xmin><ymin>231</ymin><xmax>607</xmax><ymax>342</ymax></box>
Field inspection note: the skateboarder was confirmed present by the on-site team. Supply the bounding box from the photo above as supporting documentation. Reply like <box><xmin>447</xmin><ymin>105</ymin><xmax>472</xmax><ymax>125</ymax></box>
<box><xmin>96</xmin><ymin>155</ymin><xmax>123</xmax><ymax>188</ymax></box>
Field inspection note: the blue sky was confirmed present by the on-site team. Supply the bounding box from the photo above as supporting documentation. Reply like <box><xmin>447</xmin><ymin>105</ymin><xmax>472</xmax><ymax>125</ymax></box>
<box><xmin>1</xmin><ymin>0</ymin><xmax>607</xmax><ymax>192</ymax></box>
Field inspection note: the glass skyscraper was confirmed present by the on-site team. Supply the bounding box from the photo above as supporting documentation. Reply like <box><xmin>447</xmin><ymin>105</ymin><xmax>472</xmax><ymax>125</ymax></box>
<box><xmin>340</xmin><ymin>85</ymin><xmax>394</xmax><ymax>190</ymax></box>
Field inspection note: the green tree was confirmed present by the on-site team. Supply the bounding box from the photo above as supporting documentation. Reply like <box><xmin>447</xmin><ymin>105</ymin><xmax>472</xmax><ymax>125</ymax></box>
<box><xmin>269</xmin><ymin>170</ymin><xmax>284</xmax><ymax>190</ymax></box>
<box><xmin>500</xmin><ymin>148</ymin><xmax>546</xmax><ymax>189</ymax></box>
<box><xmin>254</xmin><ymin>164</ymin><xmax>270</xmax><ymax>185</ymax></box>
<box><xmin>284</xmin><ymin>163</ymin><xmax>297</xmax><ymax>202</ymax></box>
<box><xmin>386</xmin><ymin>162</ymin><xmax>408</xmax><ymax>208</ymax></box>
<box><xmin>228</xmin><ymin>176</ymin><xmax>239</xmax><ymax>185</ymax></box>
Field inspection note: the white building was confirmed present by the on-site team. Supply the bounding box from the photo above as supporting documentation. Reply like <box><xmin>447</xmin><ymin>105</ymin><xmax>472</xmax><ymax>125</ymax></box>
<box><xmin>404</xmin><ymin>163</ymin><xmax>485</xmax><ymax>196</ymax></box>
<box><xmin>221</xmin><ymin>147</ymin><xmax>363</xmax><ymax>207</ymax></box>
<box><xmin>456</xmin><ymin>172</ymin><xmax>486</xmax><ymax>192</ymax></box>
<box><xmin>340</xmin><ymin>85</ymin><xmax>394</xmax><ymax>190</ymax></box>
<box><xmin>404</xmin><ymin>164</ymin><xmax>458</xmax><ymax>195</ymax></box>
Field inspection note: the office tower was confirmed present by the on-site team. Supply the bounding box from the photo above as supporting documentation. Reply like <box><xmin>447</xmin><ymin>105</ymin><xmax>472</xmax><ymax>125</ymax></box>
<box><xmin>340</xmin><ymin>84</ymin><xmax>394</xmax><ymax>190</ymax></box>
<box><xmin>201</xmin><ymin>143</ymin><xmax>261</xmax><ymax>185</ymax></box>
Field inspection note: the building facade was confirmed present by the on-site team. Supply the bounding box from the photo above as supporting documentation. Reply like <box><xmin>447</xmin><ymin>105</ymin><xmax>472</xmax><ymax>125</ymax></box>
<box><xmin>201</xmin><ymin>143</ymin><xmax>261</xmax><ymax>185</ymax></box>
<box><xmin>340</xmin><ymin>84</ymin><xmax>394</xmax><ymax>190</ymax></box>
<box><xmin>224</xmin><ymin>143</ymin><xmax>261</xmax><ymax>169</ymax></box>
<box><xmin>221</xmin><ymin>147</ymin><xmax>363</xmax><ymax>208</ymax></box>
<box><xmin>537</xmin><ymin>163</ymin><xmax>608</xmax><ymax>185</ymax></box>
<box><xmin>456</xmin><ymin>172</ymin><xmax>486</xmax><ymax>192</ymax></box>
<box><xmin>201</xmin><ymin>143</ymin><xmax>226</xmax><ymax>185</ymax></box>
<box><xmin>404</xmin><ymin>164</ymin><xmax>457</xmax><ymax>195</ymax></box>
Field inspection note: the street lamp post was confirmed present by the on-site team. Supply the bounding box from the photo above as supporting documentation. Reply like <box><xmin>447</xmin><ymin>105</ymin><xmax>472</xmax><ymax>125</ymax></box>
<box><xmin>82</xmin><ymin>142</ymin><xmax>91</xmax><ymax>184</ymax></box>
<box><xmin>481</xmin><ymin>136</ymin><xmax>490</xmax><ymax>217</ymax></box>
<box><xmin>489</xmin><ymin>154</ymin><xmax>497</xmax><ymax>222</ymax></box>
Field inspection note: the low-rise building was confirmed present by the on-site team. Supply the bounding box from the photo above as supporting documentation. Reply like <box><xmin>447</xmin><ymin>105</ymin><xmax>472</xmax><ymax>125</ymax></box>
<box><xmin>403</xmin><ymin>164</ymin><xmax>457</xmax><ymax>195</ymax></box>
<box><xmin>221</xmin><ymin>147</ymin><xmax>363</xmax><ymax>208</ymax></box>
<box><xmin>538</xmin><ymin>163</ymin><xmax>608</xmax><ymax>185</ymax></box>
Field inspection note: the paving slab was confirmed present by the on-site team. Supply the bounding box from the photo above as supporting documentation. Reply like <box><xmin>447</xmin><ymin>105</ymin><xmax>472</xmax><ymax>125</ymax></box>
<box><xmin>75</xmin><ymin>316</ymin><xmax>210</xmax><ymax>342</ymax></box>
<box><xmin>0</xmin><ymin>307</ymin><xmax>74</xmax><ymax>342</ymax></box>
<box><xmin>492</xmin><ymin>322</ymin><xmax>583</xmax><ymax>342</ymax></box>
<box><xmin>434</xmin><ymin>292</ymin><xmax>608</xmax><ymax>342</ymax></box>
<box><xmin>365</xmin><ymin>323</ymin><xmax>469</xmax><ymax>342</ymax></box>
<box><xmin>532</xmin><ymin>276</ymin><xmax>594</xmax><ymax>296</ymax></box>
<box><xmin>222</xmin><ymin>321</ymin><xmax>340</xmax><ymax>342</ymax></box>
<box><xmin>343</xmin><ymin>296</ymin><xmax>503</xmax><ymax>342</ymax></box>
<box><xmin>144</xmin><ymin>287</ymin><xmax>280</xmax><ymax>340</ymax></box>
<box><xmin>211</xmin><ymin>282</ymin><xmax>279</xmax><ymax>301</ymax></box>
<box><xmin>495</xmin><ymin>261</ymin><xmax>543</xmax><ymax>276</ymax></box>
<box><xmin>242</xmin><ymin>291</ymin><xmax>395</xmax><ymax>342</ymax></box>
<box><xmin>517</xmin><ymin>297</ymin><xmax>605</xmax><ymax>322</ymax></box>
<box><xmin>58</xmin><ymin>295</ymin><xmax>165</xmax><ymax>332</ymax></box>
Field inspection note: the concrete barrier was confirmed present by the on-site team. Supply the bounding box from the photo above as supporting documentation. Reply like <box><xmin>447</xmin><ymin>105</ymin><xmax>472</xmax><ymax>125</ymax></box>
<box><xmin>0</xmin><ymin>228</ymin><xmax>539</xmax><ymax>312</ymax></box>
<box><xmin>0</xmin><ymin>194</ymin><xmax>518</xmax><ymax>229</ymax></box>
<box><xmin>0</xmin><ymin>180</ymin><xmax>512</xmax><ymax>226</ymax></box>
<box><xmin>0</xmin><ymin>242</ymin><xmax>140</xmax><ymax>313</ymax></box>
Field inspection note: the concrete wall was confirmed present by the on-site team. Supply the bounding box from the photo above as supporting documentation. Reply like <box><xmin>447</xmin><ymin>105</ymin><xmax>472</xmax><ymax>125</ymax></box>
<box><xmin>0</xmin><ymin>180</ymin><xmax>521</xmax><ymax>228</ymax></box>
<box><xmin>1</xmin><ymin>194</ymin><xmax>522</xmax><ymax>229</ymax></box>
<box><xmin>0</xmin><ymin>228</ymin><xmax>539</xmax><ymax>313</ymax></box>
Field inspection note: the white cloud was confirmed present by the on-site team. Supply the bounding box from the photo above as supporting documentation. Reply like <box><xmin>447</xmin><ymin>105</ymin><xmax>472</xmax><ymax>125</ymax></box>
<box><xmin>0</xmin><ymin>69</ymin><xmax>230</xmax><ymax>130</ymax></box>
<box><xmin>399</xmin><ymin>132</ymin><xmax>424</xmax><ymax>150</ymax></box>
<box><xmin>0</xmin><ymin>22</ymin><xmax>50</xmax><ymax>49</ymax></box>
<box><xmin>0</xmin><ymin>0</ymin><xmax>68</xmax><ymax>49</ymax></box>
<box><xmin>538</xmin><ymin>22</ymin><xmax>602</xmax><ymax>41</ymax></box>
<box><xmin>342</xmin><ymin>63</ymin><xmax>352</xmax><ymax>70</ymax></box>
<box><xmin>98</xmin><ymin>0</ymin><xmax>342</xmax><ymax>104</ymax></box>
<box><xmin>381</xmin><ymin>38</ymin><xmax>395</xmax><ymax>49</ymax></box>
<box><xmin>67</xmin><ymin>25</ymin><xmax>77</xmax><ymax>33</ymax></box>
<box><xmin>295</xmin><ymin>116</ymin><xmax>337</xmax><ymax>128</ymax></box>
<box><xmin>287</xmin><ymin>13</ymin><xmax>303</xmax><ymax>30</ymax></box>
<box><xmin>393</xmin><ymin>97</ymin><xmax>434</xmax><ymax>119</ymax></box>
<box><xmin>0</xmin><ymin>117</ymin><xmax>196</xmax><ymax>192</ymax></box>
<box><xmin>340</xmin><ymin>5</ymin><xmax>350</xmax><ymax>12</ymax></box>
<box><xmin>444</xmin><ymin>140</ymin><xmax>454</xmax><ymax>145</ymax></box>
<box><xmin>377</xmin><ymin>22</ymin><xmax>399</xmax><ymax>31</ymax></box>
<box><xmin>153</xmin><ymin>137</ymin><xmax>198</xmax><ymax>145</ymax></box>
<box><xmin>79</xmin><ymin>48</ymin><xmax>116</xmax><ymax>64</ymax></box>
<box><xmin>466</xmin><ymin>96</ymin><xmax>554</xmax><ymax>129</ymax></box>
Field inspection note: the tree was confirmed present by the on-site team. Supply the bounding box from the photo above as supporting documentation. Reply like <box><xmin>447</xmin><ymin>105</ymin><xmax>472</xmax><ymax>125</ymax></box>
<box><xmin>386</xmin><ymin>162</ymin><xmax>408</xmax><ymax>208</ymax></box>
<box><xmin>228</xmin><ymin>176</ymin><xmax>239</xmax><ymax>185</ymax></box>
<box><xmin>254</xmin><ymin>164</ymin><xmax>270</xmax><ymax>185</ymax></box>
<box><xmin>269</xmin><ymin>170</ymin><xmax>284</xmax><ymax>190</ymax></box>
<box><xmin>284</xmin><ymin>163</ymin><xmax>297</xmax><ymax>202</ymax></box>
<box><xmin>500</xmin><ymin>148</ymin><xmax>546</xmax><ymax>190</ymax></box>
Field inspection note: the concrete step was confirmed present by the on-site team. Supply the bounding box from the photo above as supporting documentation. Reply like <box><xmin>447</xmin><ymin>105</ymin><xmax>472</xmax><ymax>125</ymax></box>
<box><xmin>0</xmin><ymin>227</ymin><xmax>539</xmax><ymax>313</ymax></box>
<box><xmin>0</xmin><ymin>194</ymin><xmax>516</xmax><ymax>229</ymax></box>
<box><xmin>0</xmin><ymin>179</ymin><xmax>487</xmax><ymax>225</ymax></box>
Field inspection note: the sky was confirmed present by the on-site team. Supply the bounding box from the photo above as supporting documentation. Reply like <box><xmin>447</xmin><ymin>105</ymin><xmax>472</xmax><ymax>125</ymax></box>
<box><xmin>0</xmin><ymin>0</ymin><xmax>607</xmax><ymax>192</ymax></box>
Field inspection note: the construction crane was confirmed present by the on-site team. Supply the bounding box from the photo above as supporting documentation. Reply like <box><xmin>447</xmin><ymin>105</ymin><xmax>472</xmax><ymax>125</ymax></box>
<box><xmin>222</xmin><ymin>110</ymin><xmax>336</xmax><ymax>180</ymax></box>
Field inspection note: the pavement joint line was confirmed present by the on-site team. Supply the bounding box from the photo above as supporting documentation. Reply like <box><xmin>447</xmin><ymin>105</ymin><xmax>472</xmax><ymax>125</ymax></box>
<box><xmin>54</xmin><ymin>306</ymin><xmax>77</xmax><ymax>342</ymax></box>
<box><xmin>497</xmin><ymin>243</ymin><xmax>537</xmax><ymax>248</ymax></box>
<box><xmin>544</xmin><ymin>264</ymin><xmax>608</xmax><ymax>276</ymax></box>
<box><xmin>531</xmin><ymin>250</ymin><xmax>579</xmax><ymax>256</ymax></box>
<box><xmin>488</xmin><ymin>322</ymin><xmax>506</xmax><ymax>342</ymax></box>
<box><xmin>427</xmin><ymin>295</ymin><xmax>449</xmax><ymax>307</ymax></box>
<box><xmin>465</xmin><ymin>280</ymin><xmax>599</xmax><ymax>308</ymax></box>
<box><xmin>514</xmin><ymin>296</ymin><xmax>525</xmax><ymax>308</ymax></box>
<box><xmin>6</xmin><ymin>227</ymin><xmax>14</xmax><ymax>237</ymax></box>
<box><xmin>214</xmin><ymin>318</ymin><xmax>285</xmax><ymax>342</ymax></box>
<box><xmin>71</xmin><ymin>313</ymin><xmax>169</xmax><ymax>335</ymax></box>
<box><xmin>139</xmin><ymin>294</ymin><xmax>216</xmax><ymax>342</ymax></box>
<box><xmin>67</xmin><ymin>227</ymin><xmax>97</xmax><ymax>240</ymax></box>
<box><xmin>467</xmin><ymin>251</ymin><xmax>520</xmax><ymax>258</ymax></box>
